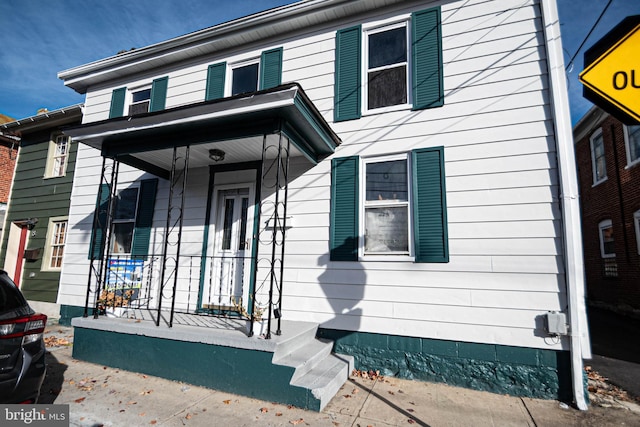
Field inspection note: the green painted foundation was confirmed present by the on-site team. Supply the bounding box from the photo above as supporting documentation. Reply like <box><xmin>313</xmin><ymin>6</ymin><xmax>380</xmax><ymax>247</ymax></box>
<box><xmin>72</xmin><ymin>326</ymin><xmax>321</xmax><ymax>410</ymax></box>
<box><xmin>317</xmin><ymin>328</ymin><xmax>573</xmax><ymax>402</ymax></box>
<box><xmin>59</xmin><ymin>305</ymin><xmax>87</xmax><ymax>326</ymax></box>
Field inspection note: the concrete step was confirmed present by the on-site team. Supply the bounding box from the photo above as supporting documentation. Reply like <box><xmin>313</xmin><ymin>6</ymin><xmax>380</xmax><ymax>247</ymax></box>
<box><xmin>290</xmin><ymin>352</ymin><xmax>354</xmax><ymax>411</ymax></box>
<box><xmin>273</xmin><ymin>338</ymin><xmax>334</xmax><ymax>382</ymax></box>
<box><xmin>271</xmin><ymin>320</ymin><xmax>319</xmax><ymax>358</ymax></box>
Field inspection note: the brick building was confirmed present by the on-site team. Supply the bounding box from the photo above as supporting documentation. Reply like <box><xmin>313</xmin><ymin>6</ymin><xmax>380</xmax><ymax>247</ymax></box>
<box><xmin>0</xmin><ymin>113</ymin><xmax>18</xmax><ymax>233</ymax></box>
<box><xmin>573</xmin><ymin>106</ymin><xmax>640</xmax><ymax>311</ymax></box>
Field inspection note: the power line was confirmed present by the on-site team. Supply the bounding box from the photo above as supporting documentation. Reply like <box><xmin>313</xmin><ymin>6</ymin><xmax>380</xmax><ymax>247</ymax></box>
<box><xmin>565</xmin><ymin>0</ymin><xmax>614</xmax><ymax>71</ymax></box>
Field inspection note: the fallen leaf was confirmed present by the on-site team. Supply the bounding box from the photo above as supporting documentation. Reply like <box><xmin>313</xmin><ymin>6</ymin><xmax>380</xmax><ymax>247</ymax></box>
<box><xmin>140</xmin><ymin>390</ymin><xmax>153</xmax><ymax>395</ymax></box>
<box><xmin>352</xmin><ymin>388</ymin><xmax>359</xmax><ymax>394</ymax></box>
<box><xmin>185</xmin><ymin>414</ymin><xmax>192</xmax><ymax>420</ymax></box>
<box><xmin>69</xmin><ymin>380</ymin><xmax>75</xmax><ymax>385</ymax></box>
<box><xmin>290</xmin><ymin>419</ymin><xmax>304</xmax><ymax>425</ymax></box>
<box><xmin>150</xmin><ymin>421</ymin><xmax>157</xmax><ymax>425</ymax></box>
<box><xmin>119</xmin><ymin>410</ymin><xmax>125</xmax><ymax>413</ymax></box>
<box><xmin>343</xmin><ymin>394</ymin><xmax>352</xmax><ymax>398</ymax></box>
<box><xmin>388</xmin><ymin>391</ymin><xmax>395</xmax><ymax>395</ymax></box>
<box><xmin>74</xmin><ymin>397</ymin><xmax>86</xmax><ymax>403</ymax></box>
<box><xmin>139</xmin><ymin>412</ymin><xmax>146</xmax><ymax>417</ymax></box>
<box><xmin>407</xmin><ymin>408</ymin><xmax>415</xmax><ymax>413</ymax></box>
<box><xmin>260</xmin><ymin>407</ymin><xmax>269</xmax><ymax>413</ymax></box>
<box><xmin>223</xmin><ymin>399</ymin><xmax>231</xmax><ymax>405</ymax></box>
<box><xmin>408</xmin><ymin>419</ymin><xmax>416</xmax><ymax>424</ymax></box>
<box><xmin>127</xmin><ymin>401</ymin><xmax>137</xmax><ymax>405</ymax></box>
<box><xmin>276</xmin><ymin>413</ymin><xmax>283</xmax><ymax>417</ymax></box>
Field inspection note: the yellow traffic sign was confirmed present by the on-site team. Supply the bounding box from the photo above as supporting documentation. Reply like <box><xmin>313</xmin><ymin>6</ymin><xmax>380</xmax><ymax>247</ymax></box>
<box><xmin>579</xmin><ymin>22</ymin><xmax>640</xmax><ymax>122</ymax></box>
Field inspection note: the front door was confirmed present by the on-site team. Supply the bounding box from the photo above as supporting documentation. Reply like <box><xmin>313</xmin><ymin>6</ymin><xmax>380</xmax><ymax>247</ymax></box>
<box><xmin>202</xmin><ymin>186</ymin><xmax>254</xmax><ymax>312</ymax></box>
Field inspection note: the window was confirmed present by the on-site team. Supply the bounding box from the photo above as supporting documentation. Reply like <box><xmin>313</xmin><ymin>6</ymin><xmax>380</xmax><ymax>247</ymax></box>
<box><xmin>624</xmin><ymin>124</ymin><xmax>640</xmax><ymax>167</ymax></box>
<box><xmin>598</xmin><ymin>219</ymin><xmax>615</xmax><ymax>258</ymax></box>
<box><xmin>108</xmin><ymin>76</ymin><xmax>169</xmax><ymax>118</ymax></box>
<box><xmin>129</xmin><ymin>88</ymin><xmax>151</xmax><ymax>115</ymax></box>
<box><xmin>365</xmin><ymin>24</ymin><xmax>409</xmax><ymax>110</ymax></box>
<box><xmin>205</xmin><ymin>47</ymin><xmax>283</xmax><ymax>101</ymax></box>
<box><xmin>331</xmin><ymin>147</ymin><xmax>448</xmax><ymax>263</ymax></box>
<box><xmin>590</xmin><ymin>129</ymin><xmax>607</xmax><ymax>185</ymax></box>
<box><xmin>44</xmin><ymin>133</ymin><xmax>69</xmax><ymax>178</ymax></box>
<box><xmin>42</xmin><ymin>217</ymin><xmax>67</xmax><ymax>271</ymax></box>
<box><xmin>363</xmin><ymin>156</ymin><xmax>410</xmax><ymax>254</ymax></box>
<box><xmin>634</xmin><ymin>210</ymin><xmax>640</xmax><ymax>255</ymax></box>
<box><xmin>334</xmin><ymin>6</ymin><xmax>443</xmax><ymax>121</ymax></box>
<box><xmin>111</xmin><ymin>188</ymin><xmax>139</xmax><ymax>254</ymax></box>
<box><xmin>89</xmin><ymin>179</ymin><xmax>158</xmax><ymax>260</ymax></box>
<box><xmin>231</xmin><ymin>61</ymin><xmax>259</xmax><ymax>96</ymax></box>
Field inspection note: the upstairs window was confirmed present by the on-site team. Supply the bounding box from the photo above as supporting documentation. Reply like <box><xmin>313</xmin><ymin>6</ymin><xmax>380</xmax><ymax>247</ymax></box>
<box><xmin>45</xmin><ymin>133</ymin><xmax>69</xmax><ymax>178</ymax></box>
<box><xmin>366</xmin><ymin>24</ymin><xmax>409</xmax><ymax>110</ymax></box>
<box><xmin>635</xmin><ymin>210</ymin><xmax>640</xmax><ymax>255</ymax></box>
<box><xmin>334</xmin><ymin>7</ymin><xmax>443</xmax><ymax>122</ymax></box>
<box><xmin>129</xmin><ymin>88</ymin><xmax>151</xmax><ymax>115</ymax></box>
<box><xmin>590</xmin><ymin>128</ymin><xmax>607</xmax><ymax>185</ymax></box>
<box><xmin>624</xmin><ymin>124</ymin><xmax>640</xmax><ymax>166</ymax></box>
<box><xmin>231</xmin><ymin>62</ymin><xmax>259</xmax><ymax>96</ymax></box>
<box><xmin>108</xmin><ymin>76</ymin><xmax>168</xmax><ymax>118</ymax></box>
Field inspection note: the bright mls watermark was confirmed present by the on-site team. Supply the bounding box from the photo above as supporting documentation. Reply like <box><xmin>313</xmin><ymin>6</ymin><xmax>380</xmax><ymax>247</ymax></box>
<box><xmin>1</xmin><ymin>405</ymin><xmax>69</xmax><ymax>426</ymax></box>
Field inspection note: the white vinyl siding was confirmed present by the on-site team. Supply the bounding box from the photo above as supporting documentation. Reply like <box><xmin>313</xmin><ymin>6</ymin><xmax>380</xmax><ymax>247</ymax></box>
<box><xmin>61</xmin><ymin>0</ymin><xmax>569</xmax><ymax>350</ymax></box>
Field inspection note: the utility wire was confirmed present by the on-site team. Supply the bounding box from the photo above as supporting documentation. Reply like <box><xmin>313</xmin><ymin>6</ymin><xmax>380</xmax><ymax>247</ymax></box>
<box><xmin>565</xmin><ymin>0</ymin><xmax>614</xmax><ymax>71</ymax></box>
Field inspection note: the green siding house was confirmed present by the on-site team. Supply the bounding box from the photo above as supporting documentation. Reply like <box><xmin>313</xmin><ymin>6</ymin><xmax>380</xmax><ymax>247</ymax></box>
<box><xmin>0</xmin><ymin>105</ymin><xmax>83</xmax><ymax>307</ymax></box>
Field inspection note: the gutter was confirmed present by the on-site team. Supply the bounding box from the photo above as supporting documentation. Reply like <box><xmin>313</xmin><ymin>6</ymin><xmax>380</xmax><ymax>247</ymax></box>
<box><xmin>0</xmin><ymin>104</ymin><xmax>84</xmax><ymax>134</ymax></box>
<box><xmin>540</xmin><ymin>0</ymin><xmax>591</xmax><ymax>411</ymax></box>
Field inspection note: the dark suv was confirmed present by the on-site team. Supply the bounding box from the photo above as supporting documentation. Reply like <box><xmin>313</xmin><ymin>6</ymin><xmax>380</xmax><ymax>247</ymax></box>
<box><xmin>0</xmin><ymin>269</ymin><xmax>47</xmax><ymax>403</ymax></box>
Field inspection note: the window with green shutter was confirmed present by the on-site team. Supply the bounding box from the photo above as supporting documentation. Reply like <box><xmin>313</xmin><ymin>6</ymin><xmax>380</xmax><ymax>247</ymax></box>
<box><xmin>88</xmin><ymin>179</ymin><xmax>158</xmax><ymax>260</ymax></box>
<box><xmin>333</xmin><ymin>6</ymin><xmax>443</xmax><ymax>120</ymax></box>
<box><xmin>149</xmin><ymin>77</ymin><xmax>169</xmax><ymax>112</ymax></box>
<box><xmin>330</xmin><ymin>148</ymin><xmax>448</xmax><ymax>263</ymax></box>
<box><xmin>260</xmin><ymin>47</ymin><xmax>283</xmax><ymax>90</ymax></box>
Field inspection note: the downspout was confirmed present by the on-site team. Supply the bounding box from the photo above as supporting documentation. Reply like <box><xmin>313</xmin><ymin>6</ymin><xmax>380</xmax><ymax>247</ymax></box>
<box><xmin>540</xmin><ymin>0</ymin><xmax>591</xmax><ymax>410</ymax></box>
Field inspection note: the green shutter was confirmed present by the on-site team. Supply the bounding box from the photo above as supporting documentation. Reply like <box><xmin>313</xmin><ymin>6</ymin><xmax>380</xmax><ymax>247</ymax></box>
<box><xmin>412</xmin><ymin>7</ymin><xmax>444</xmax><ymax>110</ymax></box>
<box><xmin>150</xmin><ymin>77</ymin><xmax>169</xmax><ymax>112</ymax></box>
<box><xmin>131</xmin><ymin>179</ymin><xmax>158</xmax><ymax>259</ymax></box>
<box><xmin>89</xmin><ymin>183</ymin><xmax>111</xmax><ymax>259</ymax></box>
<box><xmin>205</xmin><ymin>62</ymin><xmax>226</xmax><ymax>100</ymax></box>
<box><xmin>260</xmin><ymin>47</ymin><xmax>283</xmax><ymax>90</ymax></box>
<box><xmin>334</xmin><ymin>26</ymin><xmax>361</xmax><ymax>122</ymax></box>
<box><xmin>109</xmin><ymin>87</ymin><xmax>126</xmax><ymax>118</ymax></box>
<box><xmin>330</xmin><ymin>157</ymin><xmax>359</xmax><ymax>261</ymax></box>
<box><xmin>412</xmin><ymin>147</ymin><xmax>448</xmax><ymax>263</ymax></box>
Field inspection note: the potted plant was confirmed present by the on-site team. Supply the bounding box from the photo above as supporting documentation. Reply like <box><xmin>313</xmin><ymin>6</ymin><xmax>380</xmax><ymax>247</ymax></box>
<box><xmin>97</xmin><ymin>289</ymin><xmax>134</xmax><ymax>317</ymax></box>
<box><xmin>232</xmin><ymin>297</ymin><xmax>267</xmax><ymax>336</ymax></box>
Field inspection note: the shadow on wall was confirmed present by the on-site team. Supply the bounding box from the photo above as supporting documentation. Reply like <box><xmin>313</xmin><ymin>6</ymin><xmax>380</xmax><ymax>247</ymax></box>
<box><xmin>317</xmin><ymin>236</ymin><xmax>365</xmax><ymax>334</ymax></box>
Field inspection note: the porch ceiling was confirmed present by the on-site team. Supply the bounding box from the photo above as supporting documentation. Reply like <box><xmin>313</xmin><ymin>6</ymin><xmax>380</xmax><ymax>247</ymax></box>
<box><xmin>63</xmin><ymin>84</ymin><xmax>340</xmax><ymax>178</ymax></box>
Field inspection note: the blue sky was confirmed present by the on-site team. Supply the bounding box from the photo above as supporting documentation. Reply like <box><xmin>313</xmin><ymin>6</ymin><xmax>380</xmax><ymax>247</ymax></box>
<box><xmin>0</xmin><ymin>0</ymin><xmax>638</xmax><ymax>124</ymax></box>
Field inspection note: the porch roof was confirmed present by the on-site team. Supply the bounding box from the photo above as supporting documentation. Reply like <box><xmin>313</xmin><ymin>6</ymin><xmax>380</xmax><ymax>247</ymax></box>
<box><xmin>63</xmin><ymin>84</ymin><xmax>340</xmax><ymax>179</ymax></box>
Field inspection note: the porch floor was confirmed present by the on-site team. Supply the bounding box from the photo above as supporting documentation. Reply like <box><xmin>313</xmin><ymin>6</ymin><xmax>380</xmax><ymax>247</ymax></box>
<box><xmin>71</xmin><ymin>310</ymin><xmax>318</xmax><ymax>353</ymax></box>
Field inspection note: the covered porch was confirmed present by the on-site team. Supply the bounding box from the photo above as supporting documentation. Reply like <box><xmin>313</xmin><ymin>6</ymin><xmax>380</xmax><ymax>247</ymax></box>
<box><xmin>65</xmin><ymin>84</ymin><xmax>350</xmax><ymax>410</ymax></box>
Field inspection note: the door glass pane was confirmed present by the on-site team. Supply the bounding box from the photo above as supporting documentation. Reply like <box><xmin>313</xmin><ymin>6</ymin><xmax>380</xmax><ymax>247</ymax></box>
<box><xmin>221</xmin><ymin>198</ymin><xmax>235</xmax><ymax>250</ymax></box>
<box><xmin>232</xmin><ymin>63</ymin><xmax>259</xmax><ymax>95</ymax></box>
<box><xmin>238</xmin><ymin>197</ymin><xmax>249</xmax><ymax>250</ymax></box>
<box><xmin>365</xmin><ymin>206</ymin><xmax>409</xmax><ymax>252</ymax></box>
<box><xmin>369</xmin><ymin>27</ymin><xmax>407</xmax><ymax>68</ymax></box>
<box><xmin>366</xmin><ymin>160</ymin><xmax>408</xmax><ymax>201</ymax></box>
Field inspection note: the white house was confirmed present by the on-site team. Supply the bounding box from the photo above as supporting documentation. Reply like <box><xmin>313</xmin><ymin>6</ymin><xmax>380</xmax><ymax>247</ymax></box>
<box><xmin>56</xmin><ymin>0</ymin><xmax>590</xmax><ymax>411</ymax></box>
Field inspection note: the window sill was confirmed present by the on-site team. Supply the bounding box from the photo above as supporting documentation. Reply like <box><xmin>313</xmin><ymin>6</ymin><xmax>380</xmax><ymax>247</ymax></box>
<box><xmin>362</xmin><ymin>103</ymin><xmax>411</xmax><ymax>117</ymax></box>
<box><xmin>43</xmin><ymin>174</ymin><xmax>66</xmax><ymax>180</ymax></box>
<box><xmin>359</xmin><ymin>254</ymin><xmax>414</xmax><ymax>262</ymax></box>
<box><xmin>592</xmin><ymin>177</ymin><xmax>608</xmax><ymax>187</ymax></box>
<box><xmin>624</xmin><ymin>159</ymin><xmax>640</xmax><ymax>170</ymax></box>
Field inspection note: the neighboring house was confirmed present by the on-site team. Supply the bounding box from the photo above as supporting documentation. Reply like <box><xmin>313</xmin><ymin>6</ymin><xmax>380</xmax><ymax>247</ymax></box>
<box><xmin>573</xmin><ymin>106</ymin><xmax>640</xmax><ymax>311</ymax></box>
<box><xmin>56</xmin><ymin>0</ymin><xmax>590</xmax><ymax>410</ymax></box>
<box><xmin>0</xmin><ymin>113</ymin><xmax>18</xmax><ymax>236</ymax></box>
<box><xmin>0</xmin><ymin>105</ymin><xmax>83</xmax><ymax>312</ymax></box>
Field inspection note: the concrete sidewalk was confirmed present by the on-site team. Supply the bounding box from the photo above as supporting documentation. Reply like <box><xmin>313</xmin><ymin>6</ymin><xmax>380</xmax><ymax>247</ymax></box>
<box><xmin>41</xmin><ymin>323</ymin><xmax>640</xmax><ymax>427</ymax></box>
